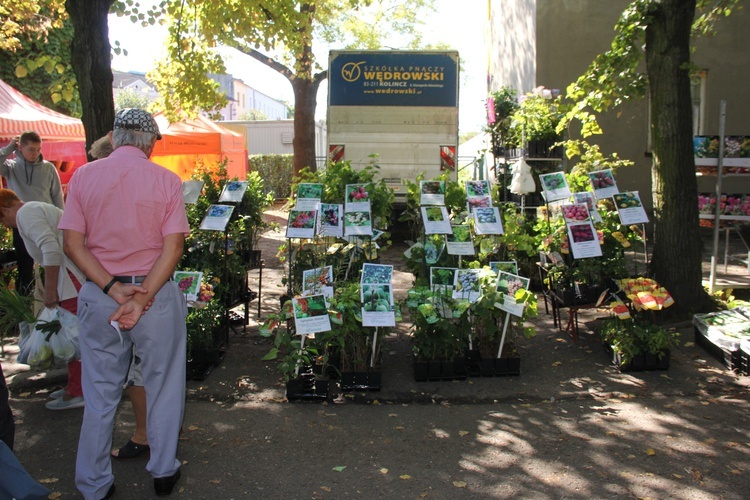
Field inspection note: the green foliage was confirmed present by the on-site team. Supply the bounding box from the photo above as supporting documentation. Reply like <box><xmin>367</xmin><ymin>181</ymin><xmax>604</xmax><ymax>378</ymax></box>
<box><xmin>248</xmin><ymin>154</ymin><xmax>293</xmax><ymax>199</ymax></box>
<box><xmin>329</xmin><ymin>283</ymin><xmax>385</xmax><ymax>372</ymax></box>
<box><xmin>185</xmin><ymin>294</ymin><xmax>223</xmax><ymax>357</ymax></box>
<box><xmin>0</xmin><ymin>277</ymin><xmax>36</xmax><ymax>346</ymax></box>
<box><xmin>506</xmin><ymin>91</ymin><xmax>564</xmax><ymax>147</ymax></box>
<box><xmin>598</xmin><ymin>316</ymin><xmax>679</xmax><ymax>365</ymax></box>
<box><xmin>114</xmin><ymin>87</ymin><xmax>151</xmax><ymax>111</ymax></box>
<box><xmin>0</xmin><ymin>7</ymin><xmax>79</xmax><ymax>116</ymax></box>
<box><xmin>486</xmin><ymin>86</ymin><xmax>520</xmax><ymax>153</ymax></box>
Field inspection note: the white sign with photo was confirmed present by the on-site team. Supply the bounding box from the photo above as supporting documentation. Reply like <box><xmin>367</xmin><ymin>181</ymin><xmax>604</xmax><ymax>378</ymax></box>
<box><xmin>539</xmin><ymin>172</ymin><xmax>572</xmax><ymax>202</ymax></box>
<box><xmin>318</xmin><ymin>203</ymin><xmax>343</xmax><ymax>238</ymax></box>
<box><xmin>421</xmin><ymin>206</ymin><xmax>452</xmax><ymax>234</ymax></box>
<box><xmin>419</xmin><ymin>181</ymin><xmax>446</xmax><ymax>206</ymax></box>
<box><xmin>292</xmin><ymin>294</ymin><xmax>332</xmax><ymax>336</ymax></box>
<box><xmin>494</xmin><ymin>271</ymin><xmax>530</xmax><ymax>317</ymax></box>
<box><xmin>473</xmin><ymin>207</ymin><xmax>504</xmax><ymax>235</ymax></box>
<box><xmin>285</xmin><ymin>209</ymin><xmax>318</xmax><ymax>239</ymax></box>
<box><xmin>613</xmin><ymin>191</ymin><xmax>649</xmax><ymax>225</ymax></box>
<box><xmin>199</xmin><ymin>204</ymin><xmax>234</xmax><ymax>231</ymax></box>
<box><xmin>218</xmin><ymin>180</ymin><xmax>249</xmax><ymax>203</ymax></box>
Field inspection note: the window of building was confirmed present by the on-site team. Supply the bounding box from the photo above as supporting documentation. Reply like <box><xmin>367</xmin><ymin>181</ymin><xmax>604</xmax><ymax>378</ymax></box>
<box><xmin>691</xmin><ymin>70</ymin><xmax>707</xmax><ymax>136</ymax></box>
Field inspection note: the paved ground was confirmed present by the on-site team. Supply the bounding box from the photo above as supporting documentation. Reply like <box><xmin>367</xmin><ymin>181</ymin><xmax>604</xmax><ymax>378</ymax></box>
<box><xmin>2</xmin><ymin>205</ymin><xmax>749</xmax><ymax>499</ymax></box>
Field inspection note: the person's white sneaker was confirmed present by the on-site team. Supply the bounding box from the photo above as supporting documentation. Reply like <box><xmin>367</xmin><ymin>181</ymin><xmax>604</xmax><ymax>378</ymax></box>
<box><xmin>45</xmin><ymin>396</ymin><xmax>85</xmax><ymax>410</ymax></box>
<box><xmin>49</xmin><ymin>388</ymin><xmax>66</xmax><ymax>399</ymax></box>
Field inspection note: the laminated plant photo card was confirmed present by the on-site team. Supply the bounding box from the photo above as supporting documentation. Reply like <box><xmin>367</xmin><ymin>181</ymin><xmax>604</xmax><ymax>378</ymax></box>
<box><xmin>295</xmin><ymin>183</ymin><xmax>323</xmax><ymax>210</ymax></box>
<box><xmin>182</xmin><ymin>180</ymin><xmax>204</xmax><ymax>204</ymax></box>
<box><xmin>318</xmin><ymin>203</ymin><xmax>343</xmax><ymax>237</ymax></box>
<box><xmin>589</xmin><ymin>169</ymin><xmax>619</xmax><ymax>200</ymax></box>
<box><xmin>612</xmin><ymin>191</ymin><xmax>649</xmax><ymax>225</ymax></box>
<box><xmin>286</xmin><ymin>209</ymin><xmax>317</xmax><ymax>239</ymax></box>
<box><xmin>446</xmin><ymin>225</ymin><xmax>475</xmax><ymax>256</ymax></box>
<box><xmin>421</xmin><ymin>206</ymin><xmax>452</xmax><ymax>234</ymax></box>
<box><xmin>473</xmin><ymin>206</ymin><xmax>504</xmax><ymax>235</ymax></box>
<box><xmin>561</xmin><ymin>203</ymin><xmax>602</xmax><ymax>259</ymax></box>
<box><xmin>420</xmin><ymin>180</ymin><xmax>446</xmax><ymax>206</ymax></box>
<box><xmin>200</xmin><ymin>204</ymin><xmax>234</xmax><ymax>231</ymax></box>
<box><xmin>218</xmin><ymin>180</ymin><xmax>248</xmax><ymax>203</ymax></box>
<box><xmin>540</xmin><ymin>172</ymin><xmax>571</xmax><ymax>202</ymax></box>
<box><xmin>494</xmin><ymin>271</ymin><xmax>530</xmax><ymax>317</ymax></box>
<box><xmin>292</xmin><ymin>294</ymin><xmax>331</xmax><ymax>335</ymax></box>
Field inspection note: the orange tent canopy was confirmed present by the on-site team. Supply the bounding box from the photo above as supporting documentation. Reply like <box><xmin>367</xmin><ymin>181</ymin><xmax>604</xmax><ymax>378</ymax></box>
<box><xmin>0</xmin><ymin>79</ymin><xmax>87</xmax><ymax>185</ymax></box>
<box><xmin>151</xmin><ymin>112</ymin><xmax>248</xmax><ymax>180</ymax></box>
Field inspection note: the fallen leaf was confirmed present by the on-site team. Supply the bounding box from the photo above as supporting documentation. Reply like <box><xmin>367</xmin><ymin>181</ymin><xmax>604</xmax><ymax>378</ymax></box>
<box><xmin>372</xmin><ymin>400</ymin><xmax>380</xmax><ymax>405</ymax></box>
<box><xmin>627</xmin><ymin>454</ymin><xmax>636</xmax><ymax>459</ymax></box>
<box><xmin>20</xmin><ymin>392</ymin><xmax>30</xmax><ymax>398</ymax></box>
<box><xmin>187</xmin><ymin>425</ymin><xmax>200</xmax><ymax>431</ymax></box>
<box><xmin>458</xmin><ymin>431</ymin><xmax>469</xmax><ymax>437</ymax></box>
<box><xmin>646</xmin><ymin>448</ymin><xmax>656</xmax><ymax>456</ymax></box>
<box><xmin>321</xmin><ymin>486</ymin><xmax>331</xmax><ymax>492</ymax></box>
<box><xmin>48</xmin><ymin>493</ymin><xmax>61</xmax><ymax>499</ymax></box>
<box><xmin>395</xmin><ymin>426</ymin><xmax>404</xmax><ymax>430</ymax></box>
<box><xmin>453</xmin><ymin>481</ymin><xmax>467</xmax><ymax>488</ymax></box>
<box><xmin>672</xmin><ymin>474</ymin><xmax>683</xmax><ymax>479</ymax></box>
<box><xmin>660</xmin><ymin>374</ymin><xmax>671</xmax><ymax>379</ymax></box>
<box><xmin>704</xmin><ymin>438</ymin><xmax>716</xmax><ymax>446</ymax></box>
<box><xmin>332</xmin><ymin>466</ymin><xmax>346</xmax><ymax>472</ymax></box>
<box><xmin>38</xmin><ymin>478</ymin><xmax>59</xmax><ymax>484</ymax></box>
<box><xmin>684</xmin><ymin>341</ymin><xmax>695</xmax><ymax>347</ymax></box>
<box><xmin>725</xmin><ymin>441</ymin><xmax>741</xmax><ymax>448</ymax></box>
<box><xmin>388</xmin><ymin>413</ymin><xmax>398</xmax><ymax>418</ymax></box>
<box><xmin>400</xmin><ymin>474</ymin><xmax>411</xmax><ymax>480</ymax></box>
<box><xmin>209</xmin><ymin>479</ymin><xmax>221</xmax><ymax>484</ymax></box>
<box><xmin>551</xmin><ymin>361</ymin><xmax>562</xmax><ymax>366</ymax></box>
<box><xmin>379</xmin><ymin>468</ymin><xmax>388</xmax><ymax>475</ymax></box>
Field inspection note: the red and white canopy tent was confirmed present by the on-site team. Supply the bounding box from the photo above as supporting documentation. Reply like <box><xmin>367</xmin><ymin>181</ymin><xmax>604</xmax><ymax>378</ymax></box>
<box><xmin>0</xmin><ymin>78</ymin><xmax>87</xmax><ymax>185</ymax></box>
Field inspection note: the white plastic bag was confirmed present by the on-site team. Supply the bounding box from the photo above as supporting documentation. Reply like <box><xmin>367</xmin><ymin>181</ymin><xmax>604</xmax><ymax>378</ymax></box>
<box><xmin>18</xmin><ymin>307</ymin><xmax>77</xmax><ymax>370</ymax></box>
<box><xmin>509</xmin><ymin>158</ymin><xmax>537</xmax><ymax>195</ymax></box>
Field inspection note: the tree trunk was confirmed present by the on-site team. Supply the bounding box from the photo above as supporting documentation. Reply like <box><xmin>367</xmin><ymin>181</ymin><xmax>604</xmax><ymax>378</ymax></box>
<box><xmin>646</xmin><ymin>0</ymin><xmax>713</xmax><ymax>315</ymax></box>
<box><xmin>65</xmin><ymin>0</ymin><xmax>115</xmax><ymax>160</ymax></box>
<box><xmin>291</xmin><ymin>75</ymin><xmax>320</xmax><ymax>178</ymax></box>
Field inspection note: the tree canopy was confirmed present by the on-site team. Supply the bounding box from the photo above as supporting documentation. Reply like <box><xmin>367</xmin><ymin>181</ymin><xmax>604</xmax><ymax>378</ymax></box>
<box><xmin>151</xmin><ymin>0</ymin><xmax>435</xmax><ymax>175</ymax></box>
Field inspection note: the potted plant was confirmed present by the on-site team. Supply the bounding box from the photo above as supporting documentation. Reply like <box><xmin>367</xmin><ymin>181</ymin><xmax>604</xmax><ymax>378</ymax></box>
<box><xmin>184</xmin><ymin>280</ymin><xmax>225</xmax><ymax>380</ymax></box>
<box><xmin>259</xmin><ymin>300</ymin><xmax>333</xmax><ymax>401</ymax></box>
<box><xmin>328</xmin><ymin>283</ymin><xmax>385</xmax><ymax>391</ymax></box>
<box><xmin>406</xmin><ymin>286</ymin><xmax>469</xmax><ymax>381</ymax></box>
<box><xmin>487</xmin><ymin>86</ymin><xmax>521</xmax><ymax>157</ymax></box>
<box><xmin>235</xmin><ymin>170</ymin><xmax>276</xmax><ymax>267</ymax></box>
<box><xmin>598</xmin><ymin>316</ymin><xmax>679</xmax><ymax>372</ymax></box>
<box><xmin>467</xmin><ymin>268</ymin><xmax>538</xmax><ymax>376</ymax></box>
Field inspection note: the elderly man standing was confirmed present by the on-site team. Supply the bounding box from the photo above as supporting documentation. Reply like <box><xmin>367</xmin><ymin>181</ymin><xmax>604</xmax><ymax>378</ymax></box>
<box><xmin>60</xmin><ymin>109</ymin><xmax>189</xmax><ymax>499</ymax></box>
<box><xmin>0</xmin><ymin>131</ymin><xmax>64</xmax><ymax>295</ymax></box>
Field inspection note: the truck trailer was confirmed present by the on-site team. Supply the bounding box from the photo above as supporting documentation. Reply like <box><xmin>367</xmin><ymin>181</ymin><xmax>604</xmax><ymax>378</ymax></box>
<box><xmin>327</xmin><ymin>50</ymin><xmax>460</xmax><ymax>203</ymax></box>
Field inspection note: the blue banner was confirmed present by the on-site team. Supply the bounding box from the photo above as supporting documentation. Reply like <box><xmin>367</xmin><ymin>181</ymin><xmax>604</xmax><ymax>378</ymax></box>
<box><xmin>329</xmin><ymin>52</ymin><xmax>458</xmax><ymax>107</ymax></box>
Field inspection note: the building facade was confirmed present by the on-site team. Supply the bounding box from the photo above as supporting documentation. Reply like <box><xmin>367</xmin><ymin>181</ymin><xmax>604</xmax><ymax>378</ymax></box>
<box><xmin>487</xmin><ymin>0</ymin><xmax>750</xmax><ymax>212</ymax></box>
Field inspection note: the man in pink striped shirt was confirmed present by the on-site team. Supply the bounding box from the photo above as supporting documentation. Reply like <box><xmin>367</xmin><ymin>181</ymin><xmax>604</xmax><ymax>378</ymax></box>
<box><xmin>60</xmin><ymin>109</ymin><xmax>189</xmax><ymax>499</ymax></box>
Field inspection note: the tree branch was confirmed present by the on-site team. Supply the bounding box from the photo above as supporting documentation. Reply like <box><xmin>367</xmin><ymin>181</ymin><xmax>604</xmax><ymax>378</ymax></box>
<box><xmin>230</xmin><ymin>42</ymin><xmax>294</xmax><ymax>81</ymax></box>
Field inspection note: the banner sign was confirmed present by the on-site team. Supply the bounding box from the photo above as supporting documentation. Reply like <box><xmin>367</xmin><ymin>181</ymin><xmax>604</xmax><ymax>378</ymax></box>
<box><xmin>329</xmin><ymin>51</ymin><xmax>459</xmax><ymax>107</ymax></box>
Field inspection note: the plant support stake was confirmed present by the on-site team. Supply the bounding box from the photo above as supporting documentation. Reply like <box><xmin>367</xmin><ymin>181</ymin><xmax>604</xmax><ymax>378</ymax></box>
<box><xmin>496</xmin><ymin>312</ymin><xmax>511</xmax><ymax>358</ymax></box>
<box><xmin>709</xmin><ymin>100</ymin><xmax>727</xmax><ymax>295</ymax></box>
<box><xmin>370</xmin><ymin>327</ymin><xmax>378</xmax><ymax>368</ymax></box>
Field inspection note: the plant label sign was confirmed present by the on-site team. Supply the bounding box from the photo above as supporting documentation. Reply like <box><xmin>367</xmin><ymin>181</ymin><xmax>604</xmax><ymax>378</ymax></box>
<box><xmin>182</xmin><ymin>180</ymin><xmax>204</xmax><ymax>204</ymax></box>
<box><xmin>588</xmin><ymin>169</ymin><xmax>619</xmax><ymax>200</ymax></box>
<box><xmin>489</xmin><ymin>261</ymin><xmax>517</xmax><ymax>276</ymax></box>
<box><xmin>218</xmin><ymin>180</ymin><xmax>249</xmax><ymax>203</ymax></box>
<box><xmin>494</xmin><ymin>271</ymin><xmax>530</xmax><ymax>317</ymax></box>
<box><xmin>174</xmin><ymin>270</ymin><xmax>203</xmax><ymax>304</ymax></box>
<box><xmin>295</xmin><ymin>183</ymin><xmax>323</xmax><ymax>211</ymax></box>
<box><xmin>573</xmin><ymin>191</ymin><xmax>602</xmax><ymax>223</ymax></box>
<box><xmin>612</xmin><ymin>191</ymin><xmax>649</xmax><ymax>225</ymax></box>
<box><xmin>345</xmin><ymin>183</ymin><xmax>371</xmax><ymax>212</ymax></box>
<box><xmin>199</xmin><ymin>204</ymin><xmax>234</xmax><ymax>231</ymax></box>
<box><xmin>562</xmin><ymin>204</ymin><xmax>602</xmax><ymax>259</ymax></box>
<box><xmin>286</xmin><ymin>209</ymin><xmax>318</xmax><ymax>239</ymax></box>
<box><xmin>361</xmin><ymin>264</ymin><xmax>395</xmax><ymax>327</ymax></box>
<box><xmin>446</xmin><ymin>225</ymin><xmax>475</xmax><ymax>256</ymax></box>
<box><xmin>318</xmin><ymin>203</ymin><xmax>343</xmax><ymax>237</ymax></box>
<box><xmin>452</xmin><ymin>268</ymin><xmax>482</xmax><ymax>303</ymax></box>
<box><xmin>473</xmin><ymin>207</ymin><xmax>504</xmax><ymax>235</ymax></box>
<box><xmin>540</xmin><ymin>172</ymin><xmax>571</xmax><ymax>202</ymax></box>
<box><xmin>292</xmin><ymin>294</ymin><xmax>331</xmax><ymax>336</ymax></box>
<box><xmin>419</xmin><ymin>180</ymin><xmax>446</xmax><ymax>206</ymax></box>
<box><xmin>302</xmin><ymin>266</ymin><xmax>334</xmax><ymax>305</ymax></box>
<box><xmin>343</xmin><ymin>203</ymin><xmax>373</xmax><ymax>237</ymax></box>
<box><xmin>421</xmin><ymin>206</ymin><xmax>452</xmax><ymax>234</ymax></box>
<box><xmin>465</xmin><ymin>180</ymin><xmax>493</xmax><ymax>213</ymax></box>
